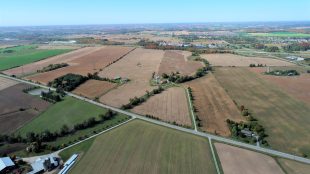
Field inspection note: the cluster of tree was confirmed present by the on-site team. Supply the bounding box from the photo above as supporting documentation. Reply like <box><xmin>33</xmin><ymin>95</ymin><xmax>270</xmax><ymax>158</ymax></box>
<box><xmin>226</xmin><ymin>119</ymin><xmax>268</xmax><ymax>146</ymax></box>
<box><xmin>265</xmin><ymin>46</ymin><xmax>280</xmax><ymax>52</ymax></box>
<box><xmin>22</xmin><ymin>86</ymin><xmax>39</xmax><ymax>93</ymax></box>
<box><xmin>48</xmin><ymin>73</ymin><xmax>88</xmax><ymax>91</ymax></box>
<box><xmin>266</xmin><ymin>69</ymin><xmax>300</xmax><ymax>76</ymax></box>
<box><xmin>76</xmin><ymin>37</ymin><xmax>124</xmax><ymax>45</ymax></box>
<box><xmin>161</xmin><ymin>67</ymin><xmax>208</xmax><ymax>84</ymax></box>
<box><xmin>282</xmin><ymin>42</ymin><xmax>310</xmax><ymax>52</ymax></box>
<box><xmin>87</xmin><ymin>72</ymin><xmax>121</xmax><ymax>84</ymax></box>
<box><xmin>41</xmin><ymin>91</ymin><xmax>63</xmax><ymax>103</ymax></box>
<box><xmin>249</xmin><ymin>64</ymin><xmax>266</xmax><ymax>67</ymax></box>
<box><xmin>121</xmin><ymin>86</ymin><xmax>164</xmax><ymax>109</ymax></box>
<box><xmin>145</xmin><ymin>114</ymin><xmax>161</xmax><ymax>120</ymax></box>
<box><xmin>37</xmin><ymin>63</ymin><xmax>69</xmax><ymax>73</ymax></box>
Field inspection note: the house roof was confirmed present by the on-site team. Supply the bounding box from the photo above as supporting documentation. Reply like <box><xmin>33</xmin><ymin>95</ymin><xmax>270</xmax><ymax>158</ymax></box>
<box><xmin>0</xmin><ymin>157</ymin><xmax>15</xmax><ymax>171</ymax></box>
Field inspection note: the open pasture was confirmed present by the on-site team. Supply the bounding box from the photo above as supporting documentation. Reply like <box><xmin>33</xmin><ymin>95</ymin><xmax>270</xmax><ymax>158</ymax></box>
<box><xmin>158</xmin><ymin>50</ymin><xmax>204</xmax><ymax>75</ymax></box>
<box><xmin>215</xmin><ymin>143</ymin><xmax>284</xmax><ymax>174</ymax></box>
<box><xmin>99</xmin><ymin>48</ymin><xmax>164</xmax><ymax>107</ymax></box>
<box><xmin>184</xmin><ymin>74</ymin><xmax>244</xmax><ymax>136</ymax></box>
<box><xmin>0</xmin><ymin>45</ymin><xmax>72</xmax><ymax>71</ymax></box>
<box><xmin>69</xmin><ymin>120</ymin><xmax>216</xmax><ymax>174</ymax></box>
<box><xmin>4</xmin><ymin>47</ymin><xmax>102</xmax><ymax>77</ymax></box>
<box><xmin>27</xmin><ymin>46</ymin><xmax>133</xmax><ymax>84</ymax></box>
<box><xmin>0</xmin><ymin>83</ymin><xmax>50</xmax><ymax>134</ymax></box>
<box><xmin>132</xmin><ymin>87</ymin><xmax>192</xmax><ymax>126</ymax></box>
<box><xmin>73</xmin><ymin>79</ymin><xmax>117</xmax><ymax>99</ymax></box>
<box><xmin>214</xmin><ymin>67</ymin><xmax>310</xmax><ymax>157</ymax></box>
<box><xmin>202</xmin><ymin>54</ymin><xmax>294</xmax><ymax>67</ymax></box>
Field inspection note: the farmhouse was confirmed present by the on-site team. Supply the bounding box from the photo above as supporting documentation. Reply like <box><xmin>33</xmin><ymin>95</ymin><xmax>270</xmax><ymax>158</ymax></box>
<box><xmin>241</xmin><ymin>128</ymin><xmax>254</xmax><ymax>137</ymax></box>
<box><xmin>0</xmin><ymin>157</ymin><xmax>15</xmax><ymax>173</ymax></box>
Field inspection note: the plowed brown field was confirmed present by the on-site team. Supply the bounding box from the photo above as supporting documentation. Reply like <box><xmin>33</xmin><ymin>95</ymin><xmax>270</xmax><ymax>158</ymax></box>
<box><xmin>27</xmin><ymin>46</ymin><xmax>134</xmax><ymax>84</ymax></box>
<box><xmin>184</xmin><ymin>74</ymin><xmax>244</xmax><ymax>136</ymax></box>
<box><xmin>0</xmin><ymin>76</ymin><xmax>19</xmax><ymax>91</ymax></box>
<box><xmin>202</xmin><ymin>54</ymin><xmax>294</xmax><ymax>67</ymax></box>
<box><xmin>99</xmin><ymin>48</ymin><xmax>164</xmax><ymax>107</ymax></box>
<box><xmin>4</xmin><ymin>47</ymin><xmax>102</xmax><ymax>76</ymax></box>
<box><xmin>158</xmin><ymin>50</ymin><xmax>204</xmax><ymax>75</ymax></box>
<box><xmin>132</xmin><ymin>87</ymin><xmax>192</xmax><ymax>126</ymax></box>
<box><xmin>73</xmin><ymin>80</ymin><xmax>117</xmax><ymax>99</ymax></box>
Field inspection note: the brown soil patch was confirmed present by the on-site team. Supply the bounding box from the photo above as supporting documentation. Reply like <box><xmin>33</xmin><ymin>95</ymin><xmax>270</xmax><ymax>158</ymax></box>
<box><xmin>249</xmin><ymin>67</ymin><xmax>310</xmax><ymax>105</ymax></box>
<box><xmin>183</xmin><ymin>74</ymin><xmax>244</xmax><ymax>136</ymax></box>
<box><xmin>26</xmin><ymin>46</ymin><xmax>134</xmax><ymax>84</ymax></box>
<box><xmin>0</xmin><ymin>76</ymin><xmax>19</xmax><ymax>91</ymax></box>
<box><xmin>132</xmin><ymin>87</ymin><xmax>192</xmax><ymax>126</ymax></box>
<box><xmin>0</xmin><ymin>83</ymin><xmax>50</xmax><ymax>134</ymax></box>
<box><xmin>4</xmin><ymin>47</ymin><xmax>102</xmax><ymax>77</ymax></box>
<box><xmin>73</xmin><ymin>80</ymin><xmax>117</xmax><ymax>99</ymax></box>
<box><xmin>158</xmin><ymin>50</ymin><xmax>204</xmax><ymax>76</ymax></box>
<box><xmin>215</xmin><ymin>143</ymin><xmax>285</xmax><ymax>174</ymax></box>
<box><xmin>202</xmin><ymin>54</ymin><xmax>294</xmax><ymax>67</ymax></box>
<box><xmin>277</xmin><ymin>158</ymin><xmax>310</xmax><ymax>174</ymax></box>
<box><xmin>99</xmin><ymin>48</ymin><xmax>164</xmax><ymax>107</ymax></box>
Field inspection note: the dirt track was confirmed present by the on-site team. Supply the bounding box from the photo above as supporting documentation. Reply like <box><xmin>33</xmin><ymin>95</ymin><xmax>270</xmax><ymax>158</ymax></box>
<box><xmin>215</xmin><ymin>143</ymin><xmax>284</xmax><ymax>174</ymax></box>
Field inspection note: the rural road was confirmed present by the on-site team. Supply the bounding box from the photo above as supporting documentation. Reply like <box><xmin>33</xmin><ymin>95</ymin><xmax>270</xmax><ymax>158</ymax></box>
<box><xmin>1</xmin><ymin>73</ymin><xmax>310</xmax><ymax>165</ymax></box>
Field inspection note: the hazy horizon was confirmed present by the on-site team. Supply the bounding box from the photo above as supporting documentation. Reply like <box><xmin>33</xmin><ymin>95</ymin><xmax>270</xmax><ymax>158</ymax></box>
<box><xmin>1</xmin><ymin>0</ymin><xmax>309</xmax><ymax>27</ymax></box>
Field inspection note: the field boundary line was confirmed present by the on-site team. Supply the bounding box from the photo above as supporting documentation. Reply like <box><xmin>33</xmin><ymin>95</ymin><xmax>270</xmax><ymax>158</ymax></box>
<box><xmin>1</xmin><ymin>74</ymin><xmax>310</xmax><ymax>165</ymax></box>
<box><xmin>209</xmin><ymin>137</ymin><xmax>221</xmax><ymax>174</ymax></box>
<box><xmin>185</xmin><ymin>87</ymin><xmax>197</xmax><ymax>131</ymax></box>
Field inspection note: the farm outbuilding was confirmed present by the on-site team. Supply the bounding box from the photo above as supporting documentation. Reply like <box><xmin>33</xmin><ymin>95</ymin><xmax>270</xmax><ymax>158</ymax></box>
<box><xmin>0</xmin><ymin>157</ymin><xmax>15</xmax><ymax>173</ymax></box>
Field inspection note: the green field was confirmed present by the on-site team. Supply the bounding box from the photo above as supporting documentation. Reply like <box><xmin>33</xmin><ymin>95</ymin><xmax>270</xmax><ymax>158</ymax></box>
<box><xmin>213</xmin><ymin>67</ymin><xmax>310</xmax><ymax>157</ymax></box>
<box><xmin>248</xmin><ymin>32</ymin><xmax>310</xmax><ymax>38</ymax></box>
<box><xmin>16</xmin><ymin>97</ymin><xmax>109</xmax><ymax>135</ymax></box>
<box><xmin>0</xmin><ymin>45</ymin><xmax>72</xmax><ymax>70</ymax></box>
<box><xmin>66</xmin><ymin>120</ymin><xmax>217</xmax><ymax>174</ymax></box>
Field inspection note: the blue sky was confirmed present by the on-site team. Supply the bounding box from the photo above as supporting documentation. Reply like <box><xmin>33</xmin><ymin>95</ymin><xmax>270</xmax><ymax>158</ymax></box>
<box><xmin>0</xmin><ymin>0</ymin><xmax>309</xmax><ymax>26</ymax></box>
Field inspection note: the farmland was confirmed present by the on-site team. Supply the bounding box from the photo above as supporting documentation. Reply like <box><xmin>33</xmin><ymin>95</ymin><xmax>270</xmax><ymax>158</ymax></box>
<box><xmin>249</xmin><ymin>67</ymin><xmax>310</xmax><ymax>105</ymax></box>
<box><xmin>26</xmin><ymin>46</ymin><xmax>133</xmax><ymax>84</ymax></box>
<box><xmin>214</xmin><ymin>67</ymin><xmax>310</xmax><ymax>156</ymax></box>
<box><xmin>0</xmin><ymin>45</ymin><xmax>72</xmax><ymax>71</ymax></box>
<box><xmin>158</xmin><ymin>50</ymin><xmax>204</xmax><ymax>75</ymax></box>
<box><xmin>69</xmin><ymin>120</ymin><xmax>216</xmax><ymax>174</ymax></box>
<box><xmin>248</xmin><ymin>32</ymin><xmax>310</xmax><ymax>38</ymax></box>
<box><xmin>184</xmin><ymin>74</ymin><xmax>244</xmax><ymax>136</ymax></box>
<box><xmin>99</xmin><ymin>48</ymin><xmax>164</xmax><ymax>107</ymax></box>
<box><xmin>277</xmin><ymin>158</ymin><xmax>310</xmax><ymax>174</ymax></box>
<box><xmin>16</xmin><ymin>97</ymin><xmax>108</xmax><ymax>135</ymax></box>
<box><xmin>0</xmin><ymin>76</ymin><xmax>19</xmax><ymax>91</ymax></box>
<box><xmin>215</xmin><ymin>143</ymin><xmax>284</xmax><ymax>174</ymax></box>
<box><xmin>0</xmin><ymin>83</ymin><xmax>50</xmax><ymax>134</ymax></box>
<box><xmin>73</xmin><ymin>79</ymin><xmax>117</xmax><ymax>99</ymax></box>
<box><xmin>202</xmin><ymin>54</ymin><xmax>294</xmax><ymax>67</ymax></box>
<box><xmin>132</xmin><ymin>87</ymin><xmax>192</xmax><ymax>126</ymax></box>
<box><xmin>4</xmin><ymin>47</ymin><xmax>102</xmax><ymax>77</ymax></box>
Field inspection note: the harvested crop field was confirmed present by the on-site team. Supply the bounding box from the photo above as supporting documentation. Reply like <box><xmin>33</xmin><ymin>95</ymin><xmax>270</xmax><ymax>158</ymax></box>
<box><xmin>70</xmin><ymin>120</ymin><xmax>216</xmax><ymax>174</ymax></box>
<box><xmin>214</xmin><ymin>67</ymin><xmax>310</xmax><ymax>156</ymax></box>
<box><xmin>132</xmin><ymin>87</ymin><xmax>192</xmax><ymax>126</ymax></box>
<box><xmin>0</xmin><ymin>83</ymin><xmax>50</xmax><ymax>134</ymax></box>
<box><xmin>26</xmin><ymin>46</ymin><xmax>134</xmax><ymax>84</ymax></box>
<box><xmin>277</xmin><ymin>158</ymin><xmax>310</xmax><ymax>174</ymax></box>
<box><xmin>99</xmin><ymin>48</ymin><xmax>164</xmax><ymax>107</ymax></box>
<box><xmin>158</xmin><ymin>50</ymin><xmax>204</xmax><ymax>75</ymax></box>
<box><xmin>249</xmin><ymin>67</ymin><xmax>310</xmax><ymax>105</ymax></box>
<box><xmin>4</xmin><ymin>47</ymin><xmax>101</xmax><ymax>77</ymax></box>
<box><xmin>215</xmin><ymin>143</ymin><xmax>284</xmax><ymax>174</ymax></box>
<box><xmin>73</xmin><ymin>79</ymin><xmax>117</xmax><ymax>99</ymax></box>
<box><xmin>184</xmin><ymin>74</ymin><xmax>244</xmax><ymax>136</ymax></box>
<box><xmin>0</xmin><ymin>76</ymin><xmax>19</xmax><ymax>91</ymax></box>
<box><xmin>202</xmin><ymin>54</ymin><xmax>294</xmax><ymax>67</ymax></box>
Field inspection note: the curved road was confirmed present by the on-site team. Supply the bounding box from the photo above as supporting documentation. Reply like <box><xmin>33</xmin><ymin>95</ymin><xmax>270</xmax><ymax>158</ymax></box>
<box><xmin>1</xmin><ymin>74</ymin><xmax>310</xmax><ymax>165</ymax></box>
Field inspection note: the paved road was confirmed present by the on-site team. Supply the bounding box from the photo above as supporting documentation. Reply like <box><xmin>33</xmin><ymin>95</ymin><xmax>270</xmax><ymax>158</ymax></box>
<box><xmin>1</xmin><ymin>73</ymin><xmax>310</xmax><ymax>165</ymax></box>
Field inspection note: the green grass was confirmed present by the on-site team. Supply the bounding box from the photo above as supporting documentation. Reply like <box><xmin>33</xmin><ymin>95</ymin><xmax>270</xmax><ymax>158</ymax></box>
<box><xmin>16</xmin><ymin>96</ymin><xmax>109</xmax><ymax>135</ymax></box>
<box><xmin>214</xmin><ymin>67</ymin><xmax>310</xmax><ymax>157</ymax></box>
<box><xmin>69</xmin><ymin>120</ymin><xmax>217</xmax><ymax>174</ymax></box>
<box><xmin>0</xmin><ymin>45</ymin><xmax>72</xmax><ymax>70</ymax></box>
<box><xmin>59</xmin><ymin>138</ymin><xmax>95</xmax><ymax>162</ymax></box>
<box><xmin>248</xmin><ymin>32</ymin><xmax>310</xmax><ymax>38</ymax></box>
